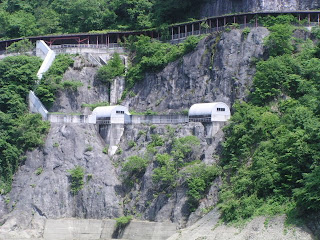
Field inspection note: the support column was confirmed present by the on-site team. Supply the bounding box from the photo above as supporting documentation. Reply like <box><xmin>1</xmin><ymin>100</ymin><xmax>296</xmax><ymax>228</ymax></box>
<box><xmin>192</xmin><ymin>24</ymin><xmax>194</xmax><ymax>35</ymax></box>
<box><xmin>199</xmin><ymin>22</ymin><xmax>201</xmax><ymax>34</ymax></box>
<box><xmin>244</xmin><ymin>15</ymin><xmax>247</xmax><ymax>27</ymax></box>
<box><xmin>178</xmin><ymin>26</ymin><xmax>180</xmax><ymax>39</ymax></box>
<box><xmin>255</xmin><ymin>15</ymin><xmax>258</xmax><ymax>27</ymax></box>
<box><xmin>318</xmin><ymin>13</ymin><xmax>319</xmax><ymax>26</ymax></box>
<box><xmin>209</xmin><ymin>19</ymin><xmax>212</xmax><ymax>32</ymax></box>
<box><xmin>233</xmin><ymin>16</ymin><xmax>236</xmax><ymax>24</ymax></box>
<box><xmin>216</xmin><ymin>18</ymin><xmax>219</xmax><ymax>31</ymax></box>
<box><xmin>308</xmin><ymin>13</ymin><xmax>310</xmax><ymax>26</ymax></box>
<box><xmin>172</xmin><ymin>27</ymin><xmax>174</xmax><ymax>40</ymax></box>
<box><xmin>224</xmin><ymin>17</ymin><xmax>226</xmax><ymax>26</ymax></box>
<box><xmin>97</xmin><ymin>36</ymin><xmax>98</xmax><ymax>46</ymax></box>
<box><xmin>88</xmin><ymin>38</ymin><xmax>89</xmax><ymax>47</ymax></box>
<box><xmin>185</xmin><ymin>25</ymin><xmax>187</xmax><ymax>37</ymax></box>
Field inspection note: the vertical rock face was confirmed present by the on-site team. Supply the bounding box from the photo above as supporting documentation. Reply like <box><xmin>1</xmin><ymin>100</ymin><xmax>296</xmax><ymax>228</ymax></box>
<box><xmin>50</xmin><ymin>57</ymin><xmax>109</xmax><ymax>114</ymax></box>
<box><xmin>0</xmin><ymin>124</ymin><xmax>122</xmax><ymax>238</ymax></box>
<box><xmin>200</xmin><ymin>0</ymin><xmax>320</xmax><ymax>18</ymax></box>
<box><xmin>124</xmin><ymin>28</ymin><xmax>269</xmax><ymax>113</ymax></box>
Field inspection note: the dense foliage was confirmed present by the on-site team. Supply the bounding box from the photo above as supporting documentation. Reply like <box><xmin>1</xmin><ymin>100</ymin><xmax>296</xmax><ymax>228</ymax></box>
<box><xmin>125</xmin><ymin>35</ymin><xmax>201</xmax><ymax>89</ymax></box>
<box><xmin>0</xmin><ymin>55</ymin><xmax>50</xmax><ymax>194</ymax></box>
<box><xmin>0</xmin><ymin>0</ymin><xmax>205</xmax><ymax>40</ymax></box>
<box><xmin>68</xmin><ymin>166</ymin><xmax>85</xmax><ymax>195</ymax></box>
<box><xmin>97</xmin><ymin>53</ymin><xmax>125</xmax><ymax>83</ymax></box>
<box><xmin>219</xmin><ymin>23</ymin><xmax>320</xmax><ymax>223</ymax></box>
<box><xmin>35</xmin><ymin>54</ymin><xmax>75</xmax><ymax>108</ymax></box>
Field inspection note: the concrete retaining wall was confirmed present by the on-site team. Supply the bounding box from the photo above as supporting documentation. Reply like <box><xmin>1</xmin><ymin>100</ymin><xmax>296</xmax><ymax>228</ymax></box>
<box><xmin>47</xmin><ymin>114</ymin><xmax>96</xmax><ymax>124</ymax></box>
<box><xmin>36</xmin><ymin>40</ymin><xmax>56</xmax><ymax>79</ymax></box>
<box><xmin>43</xmin><ymin>219</ymin><xmax>176</xmax><ymax>240</ymax></box>
<box><xmin>28</xmin><ymin>91</ymin><xmax>48</xmax><ymax>120</ymax></box>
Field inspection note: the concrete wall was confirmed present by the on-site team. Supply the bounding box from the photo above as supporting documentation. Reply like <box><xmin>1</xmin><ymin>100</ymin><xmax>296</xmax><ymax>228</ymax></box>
<box><xmin>36</xmin><ymin>40</ymin><xmax>56</xmax><ymax>79</ymax></box>
<box><xmin>110</xmin><ymin>76</ymin><xmax>125</xmax><ymax>105</ymax></box>
<box><xmin>28</xmin><ymin>91</ymin><xmax>48</xmax><ymax>120</ymax></box>
<box><xmin>43</xmin><ymin>219</ymin><xmax>176</xmax><ymax>240</ymax></box>
<box><xmin>98</xmin><ymin>123</ymin><xmax>124</xmax><ymax>155</ymax></box>
<box><xmin>47</xmin><ymin>114</ymin><xmax>96</xmax><ymax>124</ymax></box>
<box><xmin>130</xmin><ymin>115</ymin><xmax>189</xmax><ymax>124</ymax></box>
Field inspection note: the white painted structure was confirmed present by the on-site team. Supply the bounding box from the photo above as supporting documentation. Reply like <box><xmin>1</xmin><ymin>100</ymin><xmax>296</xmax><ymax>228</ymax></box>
<box><xmin>189</xmin><ymin>102</ymin><xmax>231</xmax><ymax>122</ymax></box>
<box><xmin>28</xmin><ymin>90</ymin><xmax>48</xmax><ymax>120</ymax></box>
<box><xmin>92</xmin><ymin>106</ymin><xmax>130</xmax><ymax>124</ymax></box>
<box><xmin>36</xmin><ymin>40</ymin><xmax>56</xmax><ymax>79</ymax></box>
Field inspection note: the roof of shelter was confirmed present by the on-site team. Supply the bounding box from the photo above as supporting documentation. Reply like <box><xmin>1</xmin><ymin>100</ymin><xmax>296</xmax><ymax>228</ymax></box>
<box><xmin>92</xmin><ymin>106</ymin><xmax>130</xmax><ymax>118</ymax></box>
<box><xmin>188</xmin><ymin>102</ymin><xmax>229</xmax><ymax>116</ymax></box>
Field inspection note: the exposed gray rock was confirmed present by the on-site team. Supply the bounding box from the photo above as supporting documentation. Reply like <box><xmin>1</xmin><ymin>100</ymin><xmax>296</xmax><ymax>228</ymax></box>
<box><xmin>110</xmin><ymin>76</ymin><xmax>125</xmax><ymax>105</ymax></box>
<box><xmin>168</xmin><ymin>211</ymin><xmax>313</xmax><ymax>240</ymax></box>
<box><xmin>0</xmin><ymin>124</ymin><xmax>122</xmax><ymax>237</ymax></box>
<box><xmin>50</xmin><ymin>56</ymin><xmax>109</xmax><ymax>113</ymax></box>
<box><xmin>200</xmin><ymin>0</ymin><xmax>320</xmax><ymax>18</ymax></box>
<box><xmin>0</xmin><ymin>195</ymin><xmax>7</xmax><ymax>220</ymax></box>
<box><xmin>124</xmin><ymin>28</ymin><xmax>269</xmax><ymax>113</ymax></box>
<box><xmin>111</xmin><ymin>122</ymin><xmax>224</xmax><ymax>228</ymax></box>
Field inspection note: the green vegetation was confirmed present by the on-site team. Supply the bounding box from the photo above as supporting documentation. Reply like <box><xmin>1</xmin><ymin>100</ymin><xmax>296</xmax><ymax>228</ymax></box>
<box><xmin>264</xmin><ymin>24</ymin><xmax>294</xmax><ymax>57</ymax></box>
<box><xmin>6</xmin><ymin>39</ymin><xmax>34</xmax><ymax>53</ymax></box>
<box><xmin>242</xmin><ymin>27</ymin><xmax>251</xmax><ymax>37</ymax></box>
<box><xmin>97</xmin><ymin>53</ymin><xmax>125</xmax><ymax>83</ymax></box>
<box><xmin>122</xmin><ymin>155</ymin><xmax>148</xmax><ymax>179</ymax></box>
<box><xmin>0</xmin><ymin>55</ymin><xmax>50</xmax><ymax>194</ymax></box>
<box><xmin>35</xmin><ymin>167</ymin><xmax>43</xmax><ymax>175</ymax></box>
<box><xmin>0</xmin><ymin>0</ymin><xmax>206</xmax><ymax>40</ymax></box>
<box><xmin>184</xmin><ymin>164</ymin><xmax>221</xmax><ymax>211</ymax></box>
<box><xmin>218</xmin><ymin>22</ymin><xmax>320</xmax><ymax>223</ymax></box>
<box><xmin>149</xmin><ymin>134</ymin><xmax>164</xmax><ymax>147</ymax></box>
<box><xmin>128</xmin><ymin>140</ymin><xmax>137</xmax><ymax>148</ymax></box>
<box><xmin>60</xmin><ymin>80</ymin><xmax>83</xmax><ymax>91</ymax></box>
<box><xmin>68</xmin><ymin>166</ymin><xmax>85</xmax><ymax>195</ymax></box>
<box><xmin>115</xmin><ymin>215</ymin><xmax>132</xmax><ymax>228</ymax></box>
<box><xmin>35</xmin><ymin>54</ymin><xmax>74</xmax><ymax>108</ymax></box>
<box><xmin>125</xmin><ymin>35</ymin><xmax>201</xmax><ymax>88</ymax></box>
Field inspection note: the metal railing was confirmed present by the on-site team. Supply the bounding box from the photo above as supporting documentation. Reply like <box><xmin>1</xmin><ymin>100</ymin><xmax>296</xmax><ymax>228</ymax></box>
<box><xmin>49</xmin><ymin>43</ymin><xmax>122</xmax><ymax>50</ymax></box>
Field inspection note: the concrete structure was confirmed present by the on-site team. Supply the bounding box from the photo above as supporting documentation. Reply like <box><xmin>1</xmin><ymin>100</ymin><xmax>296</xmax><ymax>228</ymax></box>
<box><xmin>36</xmin><ymin>40</ymin><xmax>56</xmax><ymax>79</ymax></box>
<box><xmin>92</xmin><ymin>105</ymin><xmax>131</xmax><ymax>124</ymax></box>
<box><xmin>47</xmin><ymin>114</ymin><xmax>96</xmax><ymax>124</ymax></box>
<box><xmin>92</xmin><ymin>106</ymin><xmax>131</xmax><ymax>155</ymax></box>
<box><xmin>43</xmin><ymin>218</ymin><xmax>176</xmax><ymax>240</ymax></box>
<box><xmin>189</xmin><ymin>102</ymin><xmax>231</xmax><ymax>137</ymax></box>
<box><xmin>28</xmin><ymin>91</ymin><xmax>48</xmax><ymax>120</ymax></box>
<box><xmin>130</xmin><ymin>114</ymin><xmax>189</xmax><ymax>124</ymax></box>
<box><xmin>189</xmin><ymin>102</ymin><xmax>231</xmax><ymax>122</ymax></box>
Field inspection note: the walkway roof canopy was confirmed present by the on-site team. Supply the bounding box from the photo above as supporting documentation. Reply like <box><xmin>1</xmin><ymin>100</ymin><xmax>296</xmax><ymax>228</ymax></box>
<box><xmin>92</xmin><ymin>106</ymin><xmax>130</xmax><ymax>119</ymax></box>
<box><xmin>189</xmin><ymin>102</ymin><xmax>231</xmax><ymax>122</ymax></box>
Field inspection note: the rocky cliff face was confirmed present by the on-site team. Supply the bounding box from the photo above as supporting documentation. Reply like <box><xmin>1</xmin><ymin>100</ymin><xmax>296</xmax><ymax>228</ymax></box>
<box><xmin>124</xmin><ymin>28</ymin><xmax>269</xmax><ymax>113</ymax></box>
<box><xmin>3</xmin><ymin>27</ymin><xmax>315</xmax><ymax>239</ymax></box>
<box><xmin>0</xmin><ymin>124</ymin><xmax>122</xmax><ymax>238</ymax></box>
<box><xmin>50</xmin><ymin>57</ymin><xmax>109</xmax><ymax>114</ymax></box>
<box><xmin>200</xmin><ymin>0</ymin><xmax>320</xmax><ymax>18</ymax></box>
